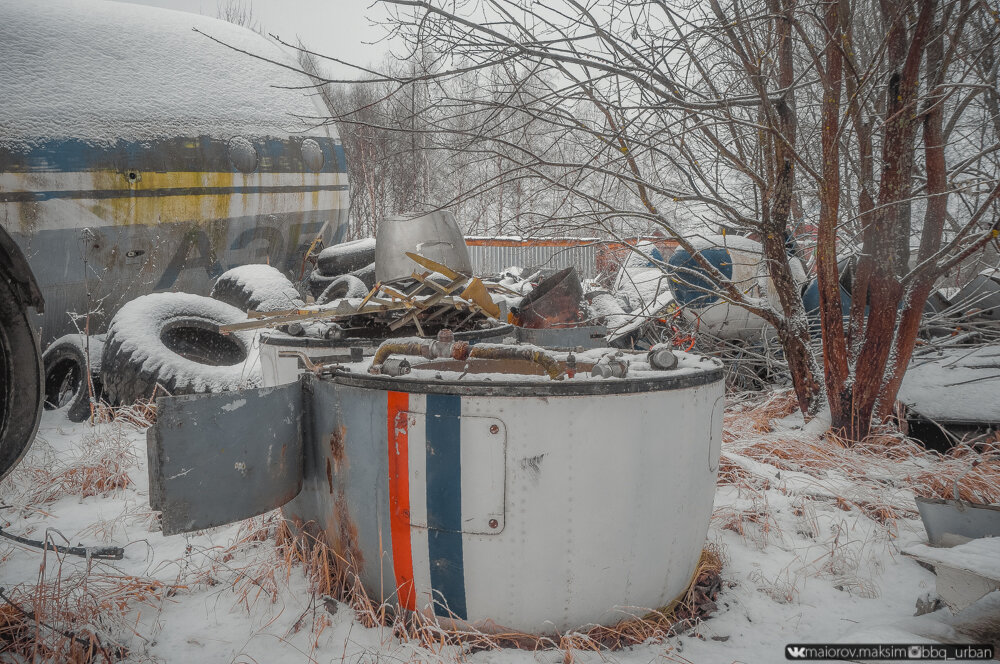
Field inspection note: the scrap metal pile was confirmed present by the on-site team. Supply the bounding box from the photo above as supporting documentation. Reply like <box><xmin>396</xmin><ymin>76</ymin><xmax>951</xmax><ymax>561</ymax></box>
<box><xmin>222</xmin><ymin>251</ymin><xmax>503</xmax><ymax>340</ymax></box>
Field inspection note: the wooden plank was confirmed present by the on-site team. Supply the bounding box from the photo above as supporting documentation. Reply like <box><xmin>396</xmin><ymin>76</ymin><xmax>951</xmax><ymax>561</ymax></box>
<box><xmin>405</xmin><ymin>252</ymin><xmax>464</xmax><ymax>281</ymax></box>
<box><xmin>460</xmin><ymin>277</ymin><xmax>501</xmax><ymax>319</ymax></box>
<box><xmin>357</xmin><ymin>282</ymin><xmax>382</xmax><ymax>309</ymax></box>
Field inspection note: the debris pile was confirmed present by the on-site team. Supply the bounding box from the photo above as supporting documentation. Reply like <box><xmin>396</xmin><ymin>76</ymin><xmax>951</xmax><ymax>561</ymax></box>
<box><xmin>223</xmin><ymin>251</ymin><xmax>505</xmax><ymax>341</ymax></box>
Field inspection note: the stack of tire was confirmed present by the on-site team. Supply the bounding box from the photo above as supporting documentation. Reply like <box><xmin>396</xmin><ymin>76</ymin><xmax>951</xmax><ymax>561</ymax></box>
<box><xmin>307</xmin><ymin>238</ymin><xmax>376</xmax><ymax>305</ymax></box>
<box><xmin>43</xmin><ymin>265</ymin><xmax>305</xmax><ymax>421</ymax></box>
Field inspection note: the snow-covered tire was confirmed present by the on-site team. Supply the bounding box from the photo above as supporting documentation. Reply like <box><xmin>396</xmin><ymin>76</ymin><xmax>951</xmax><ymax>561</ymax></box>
<box><xmin>307</xmin><ymin>269</ymin><xmax>336</xmax><ymax>299</ymax></box>
<box><xmin>350</xmin><ymin>262</ymin><xmax>376</xmax><ymax>289</ymax></box>
<box><xmin>210</xmin><ymin>264</ymin><xmax>303</xmax><ymax>313</ymax></box>
<box><xmin>308</xmin><ymin>263</ymin><xmax>376</xmax><ymax>299</ymax></box>
<box><xmin>317</xmin><ymin>275</ymin><xmax>369</xmax><ymax>305</ymax></box>
<box><xmin>42</xmin><ymin>334</ymin><xmax>105</xmax><ymax>422</ymax></box>
<box><xmin>101</xmin><ymin>293</ymin><xmax>260</xmax><ymax>406</ymax></box>
<box><xmin>316</xmin><ymin>238</ymin><xmax>376</xmax><ymax>277</ymax></box>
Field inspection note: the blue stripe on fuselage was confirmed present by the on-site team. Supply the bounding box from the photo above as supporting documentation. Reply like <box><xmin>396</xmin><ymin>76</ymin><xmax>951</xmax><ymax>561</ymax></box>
<box><xmin>0</xmin><ymin>136</ymin><xmax>347</xmax><ymax>174</ymax></box>
<box><xmin>424</xmin><ymin>393</ymin><xmax>467</xmax><ymax>620</ymax></box>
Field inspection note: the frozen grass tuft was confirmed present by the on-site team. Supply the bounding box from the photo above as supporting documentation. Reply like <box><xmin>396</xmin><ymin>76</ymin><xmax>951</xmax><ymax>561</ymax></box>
<box><xmin>1</xmin><ymin>425</ymin><xmax>139</xmax><ymax>510</ymax></box>
<box><xmin>720</xmin><ymin>389</ymin><xmax>1000</xmax><ymax>526</ymax></box>
<box><xmin>271</xmin><ymin>520</ymin><xmax>723</xmax><ymax>657</ymax></box>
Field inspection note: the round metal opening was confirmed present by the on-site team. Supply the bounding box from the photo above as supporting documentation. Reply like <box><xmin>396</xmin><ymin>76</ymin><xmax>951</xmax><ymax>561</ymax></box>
<box><xmin>300</xmin><ymin>138</ymin><xmax>325</xmax><ymax>172</ymax></box>
<box><xmin>160</xmin><ymin>320</ymin><xmax>247</xmax><ymax>366</ymax></box>
<box><xmin>44</xmin><ymin>358</ymin><xmax>82</xmax><ymax>409</ymax></box>
<box><xmin>228</xmin><ymin>136</ymin><xmax>259</xmax><ymax>174</ymax></box>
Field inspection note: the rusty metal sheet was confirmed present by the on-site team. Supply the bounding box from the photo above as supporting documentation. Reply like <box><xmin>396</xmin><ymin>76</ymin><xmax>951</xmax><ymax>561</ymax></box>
<box><xmin>148</xmin><ymin>382</ymin><xmax>303</xmax><ymax>535</ymax></box>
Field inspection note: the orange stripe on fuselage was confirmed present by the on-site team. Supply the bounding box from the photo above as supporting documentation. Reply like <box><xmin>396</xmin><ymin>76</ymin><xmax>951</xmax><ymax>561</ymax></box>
<box><xmin>387</xmin><ymin>391</ymin><xmax>415</xmax><ymax>611</ymax></box>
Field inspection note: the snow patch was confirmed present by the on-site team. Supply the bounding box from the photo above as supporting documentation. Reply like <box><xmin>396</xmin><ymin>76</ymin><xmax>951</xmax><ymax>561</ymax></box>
<box><xmin>221</xmin><ymin>398</ymin><xmax>247</xmax><ymax>412</ymax></box>
<box><xmin>0</xmin><ymin>0</ymin><xmax>332</xmax><ymax>145</ymax></box>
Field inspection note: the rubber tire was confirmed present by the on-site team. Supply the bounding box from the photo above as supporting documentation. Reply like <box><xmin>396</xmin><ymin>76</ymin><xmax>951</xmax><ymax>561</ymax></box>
<box><xmin>211</xmin><ymin>264</ymin><xmax>304</xmax><ymax>313</ymax></box>
<box><xmin>307</xmin><ymin>269</ymin><xmax>338</xmax><ymax>299</ymax></box>
<box><xmin>317</xmin><ymin>274</ymin><xmax>369</xmax><ymax>305</ymax></box>
<box><xmin>308</xmin><ymin>263</ymin><xmax>376</xmax><ymax>299</ymax></box>
<box><xmin>0</xmin><ymin>273</ymin><xmax>43</xmax><ymax>481</ymax></box>
<box><xmin>101</xmin><ymin>293</ymin><xmax>260</xmax><ymax>406</ymax></box>
<box><xmin>316</xmin><ymin>239</ymin><xmax>376</xmax><ymax>276</ymax></box>
<box><xmin>350</xmin><ymin>262</ymin><xmax>376</xmax><ymax>289</ymax></box>
<box><xmin>42</xmin><ymin>334</ymin><xmax>105</xmax><ymax>423</ymax></box>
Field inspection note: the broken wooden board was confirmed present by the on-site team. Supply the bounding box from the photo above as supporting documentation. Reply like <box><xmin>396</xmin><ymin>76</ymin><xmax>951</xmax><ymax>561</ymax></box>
<box><xmin>405</xmin><ymin>251</ymin><xmax>464</xmax><ymax>281</ymax></box>
<box><xmin>461</xmin><ymin>277</ymin><xmax>501</xmax><ymax>319</ymax></box>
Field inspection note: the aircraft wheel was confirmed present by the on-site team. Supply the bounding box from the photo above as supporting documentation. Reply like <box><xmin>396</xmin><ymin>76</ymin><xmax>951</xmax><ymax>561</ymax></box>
<box><xmin>0</xmin><ymin>273</ymin><xmax>43</xmax><ymax>480</ymax></box>
<box><xmin>42</xmin><ymin>334</ymin><xmax>105</xmax><ymax>422</ymax></box>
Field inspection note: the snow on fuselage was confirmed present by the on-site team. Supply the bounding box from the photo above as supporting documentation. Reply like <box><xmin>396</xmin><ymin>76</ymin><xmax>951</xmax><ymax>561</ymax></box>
<box><xmin>0</xmin><ymin>0</ymin><xmax>349</xmax><ymax>344</ymax></box>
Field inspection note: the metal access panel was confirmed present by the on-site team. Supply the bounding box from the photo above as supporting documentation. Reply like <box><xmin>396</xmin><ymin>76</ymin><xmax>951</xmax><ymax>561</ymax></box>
<box><xmin>148</xmin><ymin>383</ymin><xmax>303</xmax><ymax>535</ymax></box>
<box><xmin>397</xmin><ymin>409</ymin><xmax>506</xmax><ymax>535</ymax></box>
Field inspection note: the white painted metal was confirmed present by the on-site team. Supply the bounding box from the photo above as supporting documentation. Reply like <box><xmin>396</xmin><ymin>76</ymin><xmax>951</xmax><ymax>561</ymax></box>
<box><xmin>375</xmin><ymin>210</ymin><xmax>472</xmax><ymax>282</ymax></box>
<box><xmin>441</xmin><ymin>381</ymin><xmax>723</xmax><ymax>633</ymax></box>
<box><xmin>260</xmin><ymin>340</ymin><xmax>298</xmax><ymax>386</ymax></box>
<box><xmin>676</xmin><ymin>239</ymin><xmax>807</xmax><ymax>340</ymax></box>
<box><xmin>272</xmin><ymin>341</ymin><xmax>723</xmax><ymax>634</ymax></box>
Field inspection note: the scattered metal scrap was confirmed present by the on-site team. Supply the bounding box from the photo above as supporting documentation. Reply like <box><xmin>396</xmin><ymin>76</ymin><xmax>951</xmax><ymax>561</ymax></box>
<box><xmin>903</xmin><ymin>537</ymin><xmax>1000</xmax><ymax>614</ymax></box>
<box><xmin>220</xmin><ymin>252</ymin><xmax>503</xmax><ymax>339</ymax></box>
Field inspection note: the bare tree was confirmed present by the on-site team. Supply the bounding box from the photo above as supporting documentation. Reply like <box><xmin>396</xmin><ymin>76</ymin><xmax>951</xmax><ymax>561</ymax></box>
<box><xmin>216</xmin><ymin>0</ymin><xmax>262</xmax><ymax>34</ymax></box>
<box><xmin>358</xmin><ymin>0</ymin><xmax>1000</xmax><ymax>440</ymax></box>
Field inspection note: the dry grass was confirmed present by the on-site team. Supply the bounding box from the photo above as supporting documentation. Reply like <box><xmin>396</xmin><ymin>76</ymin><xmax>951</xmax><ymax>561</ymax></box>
<box><xmin>718</xmin><ymin>391</ymin><xmax>1000</xmax><ymax>531</ymax></box>
<box><xmin>1</xmin><ymin>425</ymin><xmax>139</xmax><ymax>509</ymax></box>
<box><xmin>272</xmin><ymin>520</ymin><xmax>722</xmax><ymax>656</ymax></box>
<box><xmin>0</xmin><ymin>551</ymin><xmax>182</xmax><ymax>662</ymax></box>
<box><xmin>714</xmin><ymin>501</ymin><xmax>780</xmax><ymax>549</ymax></box>
<box><xmin>723</xmin><ymin>390</ymin><xmax>800</xmax><ymax>441</ymax></box>
<box><xmin>90</xmin><ymin>395</ymin><xmax>158</xmax><ymax>429</ymax></box>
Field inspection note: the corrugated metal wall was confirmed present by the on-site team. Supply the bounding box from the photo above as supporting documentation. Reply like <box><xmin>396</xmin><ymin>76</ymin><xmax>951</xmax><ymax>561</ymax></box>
<box><xmin>466</xmin><ymin>243</ymin><xmax>599</xmax><ymax>279</ymax></box>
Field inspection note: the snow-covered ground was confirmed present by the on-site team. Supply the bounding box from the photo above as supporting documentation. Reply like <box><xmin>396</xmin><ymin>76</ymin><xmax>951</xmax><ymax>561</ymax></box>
<box><xmin>0</xmin><ymin>396</ymin><xmax>996</xmax><ymax>662</ymax></box>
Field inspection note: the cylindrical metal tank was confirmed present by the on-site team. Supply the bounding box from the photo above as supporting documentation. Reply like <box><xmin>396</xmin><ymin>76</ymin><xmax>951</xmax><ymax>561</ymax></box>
<box><xmin>277</xmin><ymin>349</ymin><xmax>725</xmax><ymax>634</ymax></box>
<box><xmin>667</xmin><ymin>235</ymin><xmax>805</xmax><ymax>339</ymax></box>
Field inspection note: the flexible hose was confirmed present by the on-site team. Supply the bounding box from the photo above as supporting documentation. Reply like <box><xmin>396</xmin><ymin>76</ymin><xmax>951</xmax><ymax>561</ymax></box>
<box><xmin>467</xmin><ymin>345</ymin><xmax>564</xmax><ymax>380</ymax></box>
<box><xmin>370</xmin><ymin>342</ymin><xmax>425</xmax><ymax>370</ymax></box>
<box><xmin>370</xmin><ymin>340</ymin><xmax>564</xmax><ymax>380</ymax></box>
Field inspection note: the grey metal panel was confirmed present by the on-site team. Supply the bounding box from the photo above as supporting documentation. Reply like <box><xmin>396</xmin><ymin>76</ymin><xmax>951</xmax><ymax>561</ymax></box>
<box><xmin>916</xmin><ymin>497</ymin><xmax>1000</xmax><ymax>546</ymax></box>
<box><xmin>148</xmin><ymin>382</ymin><xmax>304</xmax><ymax>535</ymax></box>
<box><xmin>281</xmin><ymin>379</ymin><xmax>396</xmax><ymax>593</ymax></box>
<box><xmin>900</xmin><ymin>347</ymin><xmax>1000</xmax><ymax>424</ymax></box>
<box><xmin>515</xmin><ymin>325</ymin><xmax>608</xmax><ymax>350</ymax></box>
<box><xmin>952</xmin><ymin>274</ymin><xmax>1000</xmax><ymax>321</ymax></box>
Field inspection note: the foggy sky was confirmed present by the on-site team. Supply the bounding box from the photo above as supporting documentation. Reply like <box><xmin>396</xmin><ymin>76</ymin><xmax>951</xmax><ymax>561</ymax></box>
<box><xmin>113</xmin><ymin>0</ymin><xmax>396</xmax><ymax>77</ymax></box>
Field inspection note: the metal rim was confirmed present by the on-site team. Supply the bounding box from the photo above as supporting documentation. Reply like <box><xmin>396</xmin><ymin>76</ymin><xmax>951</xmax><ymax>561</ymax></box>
<box><xmin>0</xmin><ymin>321</ymin><xmax>10</xmax><ymax>440</ymax></box>
<box><xmin>329</xmin><ymin>363</ymin><xmax>724</xmax><ymax>397</ymax></box>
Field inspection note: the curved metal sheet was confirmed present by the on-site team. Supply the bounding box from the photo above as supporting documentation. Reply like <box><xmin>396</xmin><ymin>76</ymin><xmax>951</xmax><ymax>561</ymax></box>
<box><xmin>148</xmin><ymin>382</ymin><xmax>303</xmax><ymax>535</ymax></box>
